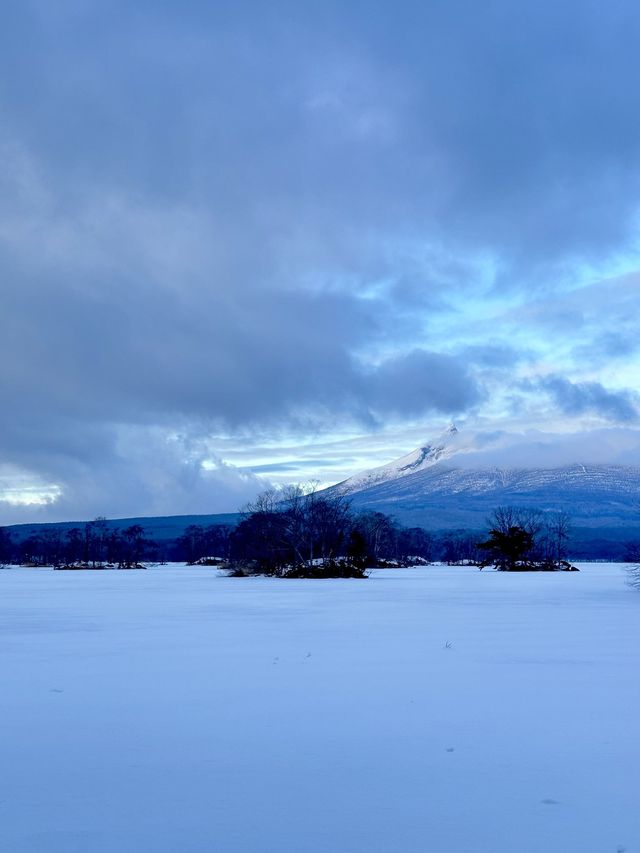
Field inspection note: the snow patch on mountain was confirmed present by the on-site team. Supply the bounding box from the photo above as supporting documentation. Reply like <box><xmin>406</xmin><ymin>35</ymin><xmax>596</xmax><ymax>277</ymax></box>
<box><xmin>335</xmin><ymin>424</ymin><xmax>640</xmax><ymax>496</ymax></box>
<box><xmin>331</xmin><ymin>425</ymin><xmax>640</xmax><ymax>531</ymax></box>
<box><xmin>337</xmin><ymin>424</ymin><xmax>466</xmax><ymax>492</ymax></box>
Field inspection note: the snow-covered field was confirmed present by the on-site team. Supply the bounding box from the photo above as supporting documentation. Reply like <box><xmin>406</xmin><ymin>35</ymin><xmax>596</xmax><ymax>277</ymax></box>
<box><xmin>1</xmin><ymin>563</ymin><xmax>638</xmax><ymax>853</ymax></box>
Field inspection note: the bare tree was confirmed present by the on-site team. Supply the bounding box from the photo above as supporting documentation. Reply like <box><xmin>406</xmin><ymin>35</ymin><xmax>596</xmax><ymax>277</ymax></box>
<box><xmin>0</xmin><ymin>527</ymin><xmax>13</xmax><ymax>566</ymax></box>
<box><xmin>479</xmin><ymin>507</ymin><xmax>575</xmax><ymax>570</ymax></box>
<box><xmin>352</xmin><ymin>511</ymin><xmax>397</xmax><ymax>563</ymax></box>
<box><xmin>548</xmin><ymin>511</ymin><xmax>572</xmax><ymax>562</ymax></box>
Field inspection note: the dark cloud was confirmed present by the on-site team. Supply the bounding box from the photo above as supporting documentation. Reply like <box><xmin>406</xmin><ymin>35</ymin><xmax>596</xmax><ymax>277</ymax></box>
<box><xmin>364</xmin><ymin>350</ymin><xmax>482</xmax><ymax>418</ymax></box>
<box><xmin>457</xmin><ymin>344</ymin><xmax>529</xmax><ymax>369</ymax></box>
<box><xmin>4</xmin><ymin>2</ymin><xmax>640</xmax><ymax>270</ymax></box>
<box><xmin>572</xmin><ymin>330</ymin><xmax>640</xmax><ymax>366</ymax></box>
<box><xmin>536</xmin><ymin>377</ymin><xmax>639</xmax><ymax>423</ymax></box>
<box><xmin>1</xmin><ymin>1</ymin><xmax>640</xmax><ymax>518</ymax></box>
<box><xmin>0</xmin><ymin>424</ymin><xmax>266</xmax><ymax>525</ymax></box>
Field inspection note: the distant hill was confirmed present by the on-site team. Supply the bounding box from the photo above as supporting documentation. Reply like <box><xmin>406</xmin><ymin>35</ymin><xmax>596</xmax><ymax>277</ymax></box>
<box><xmin>6</xmin><ymin>512</ymin><xmax>239</xmax><ymax>543</ymax></box>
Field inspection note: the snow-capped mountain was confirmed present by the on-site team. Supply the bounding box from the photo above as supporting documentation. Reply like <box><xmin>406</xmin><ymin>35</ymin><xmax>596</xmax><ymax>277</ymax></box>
<box><xmin>336</xmin><ymin>424</ymin><xmax>464</xmax><ymax>492</ymax></box>
<box><xmin>331</xmin><ymin>426</ymin><xmax>640</xmax><ymax>534</ymax></box>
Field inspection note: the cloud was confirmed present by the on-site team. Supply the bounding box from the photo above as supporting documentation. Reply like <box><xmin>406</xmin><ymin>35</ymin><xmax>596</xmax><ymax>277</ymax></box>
<box><xmin>0</xmin><ymin>426</ymin><xmax>265</xmax><ymax>524</ymax></box>
<box><xmin>457</xmin><ymin>344</ymin><xmax>529</xmax><ymax>369</ymax></box>
<box><xmin>535</xmin><ymin>377</ymin><xmax>639</xmax><ymax>423</ymax></box>
<box><xmin>363</xmin><ymin>350</ymin><xmax>482</xmax><ymax>418</ymax></box>
<box><xmin>441</xmin><ymin>425</ymin><xmax>640</xmax><ymax>469</ymax></box>
<box><xmin>2</xmin><ymin>1</ymin><xmax>640</xmax><ymax>518</ymax></box>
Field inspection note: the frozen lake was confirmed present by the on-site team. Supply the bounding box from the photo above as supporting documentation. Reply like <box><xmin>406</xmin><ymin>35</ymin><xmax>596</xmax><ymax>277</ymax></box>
<box><xmin>1</xmin><ymin>563</ymin><xmax>638</xmax><ymax>853</ymax></box>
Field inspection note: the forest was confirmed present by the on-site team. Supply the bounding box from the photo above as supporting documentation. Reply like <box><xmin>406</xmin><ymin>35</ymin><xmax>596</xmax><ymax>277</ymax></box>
<box><xmin>0</xmin><ymin>488</ymin><xmax>578</xmax><ymax>574</ymax></box>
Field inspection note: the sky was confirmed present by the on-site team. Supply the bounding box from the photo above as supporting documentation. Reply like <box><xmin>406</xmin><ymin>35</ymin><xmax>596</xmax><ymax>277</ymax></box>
<box><xmin>1</xmin><ymin>0</ymin><xmax>640</xmax><ymax>523</ymax></box>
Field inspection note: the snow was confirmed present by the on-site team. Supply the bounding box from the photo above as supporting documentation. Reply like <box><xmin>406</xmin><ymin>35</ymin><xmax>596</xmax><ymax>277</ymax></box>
<box><xmin>332</xmin><ymin>425</ymin><xmax>640</xmax><ymax>533</ymax></box>
<box><xmin>1</xmin><ymin>563</ymin><xmax>639</xmax><ymax>853</ymax></box>
<box><xmin>337</xmin><ymin>424</ymin><xmax>463</xmax><ymax>492</ymax></box>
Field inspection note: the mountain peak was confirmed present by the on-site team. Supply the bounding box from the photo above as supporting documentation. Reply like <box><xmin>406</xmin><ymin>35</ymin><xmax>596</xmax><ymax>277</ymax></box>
<box><xmin>336</xmin><ymin>425</ymin><xmax>463</xmax><ymax>493</ymax></box>
<box><xmin>331</xmin><ymin>425</ymin><xmax>640</xmax><ymax>537</ymax></box>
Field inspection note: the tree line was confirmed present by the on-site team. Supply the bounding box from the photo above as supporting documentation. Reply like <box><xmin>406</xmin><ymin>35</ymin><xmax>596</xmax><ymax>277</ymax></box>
<box><xmin>0</xmin><ymin>518</ymin><xmax>155</xmax><ymax>569</ymax></box>
<box><xmin>0</xmin><ymin>494</ymin><xmax>579</xmax><ymax>573</ymax></box>
<box><xmin>0</xmin><ymin>519</ymin><xmax>235</xmax><ymax>568</ymax></box>
<box><xmin>0</xmin><ymin>499</ymin><xmax>434</xmax><ymax>571</ymax></box>
<box><xmin>226</xmin><ymin>489</ymin><xmax>577</xmax><ymax>576</ymax></box>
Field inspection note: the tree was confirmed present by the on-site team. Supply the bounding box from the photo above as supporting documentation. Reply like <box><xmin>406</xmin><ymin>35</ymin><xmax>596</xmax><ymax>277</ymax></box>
<box><xmin>477</xmin><ymin>525</ymin><xmax>534</xmax><ymax>571</ymax></box>
<box><xmin>624</xmin><ymin>541</ymin><xmax>640</xmax><ymax>563</ymax></box>
<box><xmin>230</xmin><ymin>509</ymin><xmax>294</xmax><ymax>574</ymax></box>
<box><xmin>547</xmin><ymin>511</ymin><xmax>572</xmax><ymax>563</ymax></box>
<box><xmin>352</xmin><ymin>511</ymin><xmax>397</xmax><ymax>563</ymax></box>
<box><xmin>177</xmin><ymin>525</ymin><xmax>206</xmax><ymax>564</ymax></box>
<box><xmin>478</xmin><ymin>507</ymin><xmax>576</xmax><ymax>571</ymax></box>
<box><xmin>0</xmin><ymin>527</ymin><xmax>13</xmax><ymax>566</ymax></box>
<box><xmin>206</xmin><ymin>524</ymin><xmax>233</xmax><ymax>560</ymax></box>
<box><xmin>120</xmin><ymin>525</ymin><xmax>146</xmax><ymax>568</ymax></box>
<box><xmin>625</xmin><ymin>538</ymin><xmax>640</xmax><ymax>590</ymax></box>
<box><xmin>230</xmin><ymin>485</ymin><xmax>367</xmax><ymax>577</ymax></box>
<box><xmin>64</xmin><ymin>528</ymin><xmax>83</xmax><ymax>565</ymax></box>
<box><xmin>41</xmin><ymin>528</ymin><xmax>64</xmax><ymax>567</ymax></box>
<box><xmin>438</xmin><ymin>530</ymin><xmax>481</xmax><ymax>565</ymax></box>
<box><xmin>83</xmin><ymin>517</ymin><xmax>109</xmax><ymax>567</ymax></box>
<box><xmin>397</xmin><ymin>527</ymin><xmax>433</xmax><ymax>562</ymax></box>
<box><xmin>20</xmin><ymin>534</ymin><xmax>44</xmax><ymax>566</ymax></box>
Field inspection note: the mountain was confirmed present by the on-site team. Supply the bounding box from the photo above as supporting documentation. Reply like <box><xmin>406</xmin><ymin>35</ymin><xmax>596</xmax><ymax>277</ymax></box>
<box><xmin>336</xmin><ymin>424</ymin><xmax>464</xmax><ymax>492</ymax></box>
<box><xmin>330</xmin><ymin>426</ymin><xmax>640</xmax><ymax>552</ymax></box>
<box><xmin>6</xmin><ymin>512</ymin><xmax>240</xmax><ymax>543</ymax></box>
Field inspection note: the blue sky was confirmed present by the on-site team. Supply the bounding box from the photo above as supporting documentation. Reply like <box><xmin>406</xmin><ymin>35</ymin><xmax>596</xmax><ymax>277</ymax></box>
<box><xmin>1</xmin><ymin>0</ymin><xmax>640</xmax><ymax>522</ymax></box>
